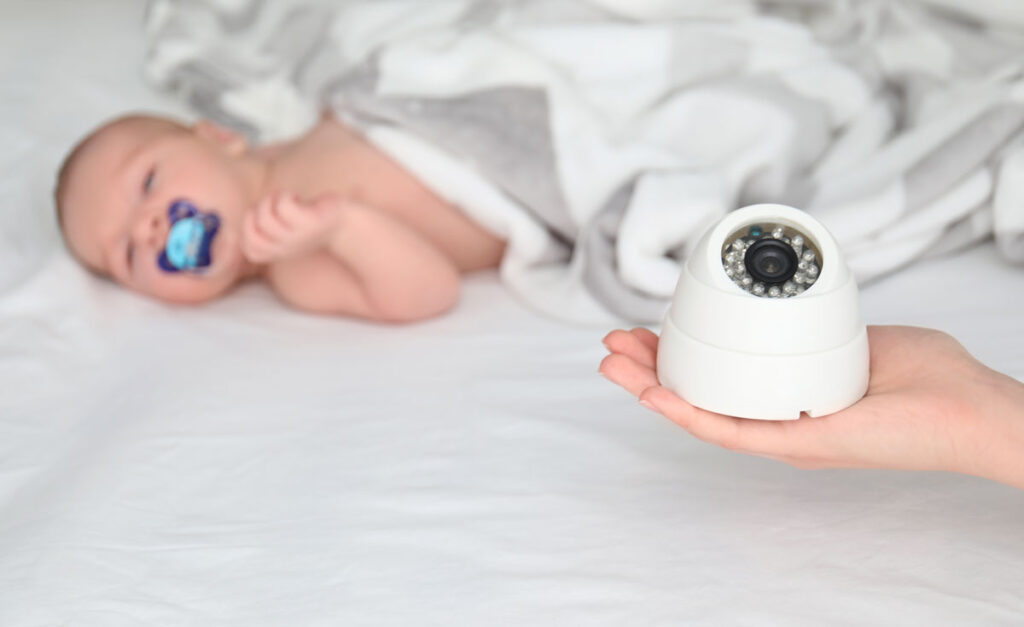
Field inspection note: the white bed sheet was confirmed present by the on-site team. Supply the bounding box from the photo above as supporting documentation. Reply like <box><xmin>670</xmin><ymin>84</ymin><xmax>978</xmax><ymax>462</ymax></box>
<box><xmin>2</xmin><ymin>2</ymin><xmax>1024</xmax><ymax>625</ymax></box>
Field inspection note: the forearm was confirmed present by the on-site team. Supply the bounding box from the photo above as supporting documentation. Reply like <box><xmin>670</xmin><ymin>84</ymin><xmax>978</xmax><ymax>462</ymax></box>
<box><xmin>960</xmin><ymin>369</ymin><xmax>1024</xmax><ymax>490</ymax></box>
<box><xmin>328</xmin><ymin>203</ymin><xmax>461</xmax><ymax>320</ymax></box>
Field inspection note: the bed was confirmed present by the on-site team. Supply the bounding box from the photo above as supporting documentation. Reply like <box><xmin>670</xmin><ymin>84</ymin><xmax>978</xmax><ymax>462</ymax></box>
<box><xmin>2</xmin><ymin>2</ymin><xmax>1023</xmax><ymax>625</ymax></box>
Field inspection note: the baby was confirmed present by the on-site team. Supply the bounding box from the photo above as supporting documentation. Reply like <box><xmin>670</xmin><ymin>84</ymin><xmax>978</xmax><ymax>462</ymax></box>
<box><xmin>55</xmin><ymin>112</ymin><xmax>506</xmax><ymax>321</ymax></box>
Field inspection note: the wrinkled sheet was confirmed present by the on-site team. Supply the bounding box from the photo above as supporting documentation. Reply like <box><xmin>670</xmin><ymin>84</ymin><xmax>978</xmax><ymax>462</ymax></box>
<box><xmin>2</xmin><ymin>2</ymin><xmax>1024</xmax><ymax>626</ymax></box>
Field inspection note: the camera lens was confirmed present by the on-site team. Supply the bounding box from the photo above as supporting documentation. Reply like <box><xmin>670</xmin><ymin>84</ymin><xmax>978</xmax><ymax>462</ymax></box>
<box><xmin>722</xmin><ymin>222</ymin><xmax>821</xmax><ymax>298</ymax></box>
<box><xmin>744</xmin><ymin>239</ymin><xmax>797</xmax><ymax>285</ymax></box>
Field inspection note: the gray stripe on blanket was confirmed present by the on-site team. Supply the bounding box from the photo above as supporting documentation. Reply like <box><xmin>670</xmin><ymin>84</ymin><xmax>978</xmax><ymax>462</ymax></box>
<box><xmin>267</xmin><ymin>6</ymin><xmax>337</xmax><ymax>85</ymax></box>
<box><xmin>580</xmin><ymin>180</ymin><xmax>672</xmax><ymax>323</ymax></box>
<box><xmin>335</xmin><ymin>87</ymin><xmax>576</xmax><ymax>241</ymax></box>
<box><xmin>171</xmin><ymin>61</ymin><xmax>261</xmax><ymax>143</ymax></box>
<box><xmin>905</xmin><ymin>103</ymin><xmax>1024</xmax><ymax>212</ymax></box>
<box><xmin>149</xmin><ymin>0</ymin><xmax>264</xmax><ymax>33</ymax></box>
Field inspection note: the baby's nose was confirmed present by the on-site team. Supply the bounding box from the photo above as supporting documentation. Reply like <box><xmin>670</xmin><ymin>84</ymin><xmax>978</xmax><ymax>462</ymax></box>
<box><xmin>134</xmin><ymin>212</ymin><xmax>169</xmax><ymax>249</ymax></box>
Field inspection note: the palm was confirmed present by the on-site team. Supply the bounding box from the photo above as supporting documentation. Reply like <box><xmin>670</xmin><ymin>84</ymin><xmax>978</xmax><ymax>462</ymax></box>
<box><xmin>600</xmin><ymin>325</ymin><xmax>983</xmax><ymax>472</ymax></box>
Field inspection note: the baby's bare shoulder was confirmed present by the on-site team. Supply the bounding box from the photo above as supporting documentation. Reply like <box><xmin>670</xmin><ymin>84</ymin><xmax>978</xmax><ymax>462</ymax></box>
<box><xmin>306</xmin><ymin>112</ymin><xmax>369</xmax><ymax>148</ymax></box>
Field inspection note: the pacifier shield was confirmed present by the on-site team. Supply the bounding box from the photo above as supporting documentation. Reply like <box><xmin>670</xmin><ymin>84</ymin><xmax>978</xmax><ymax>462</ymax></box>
<box><xmin>157</xmin><ymin>200</ymin><xmax>221</xmax><ymax>273</ymax></box>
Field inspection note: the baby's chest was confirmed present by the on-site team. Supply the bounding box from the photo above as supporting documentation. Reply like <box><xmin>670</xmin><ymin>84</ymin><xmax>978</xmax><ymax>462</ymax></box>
<box><xmin>293</xmin><ymin>141</ymin><xmax>442</xmax><ymax>215</ymax></box>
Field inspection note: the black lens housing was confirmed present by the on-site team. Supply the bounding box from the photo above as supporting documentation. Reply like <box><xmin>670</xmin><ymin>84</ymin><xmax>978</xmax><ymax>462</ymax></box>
<box><xmin>744</xmin><ymin>238</ymin><xmax>798</xmax><ymax>285</ymax></box>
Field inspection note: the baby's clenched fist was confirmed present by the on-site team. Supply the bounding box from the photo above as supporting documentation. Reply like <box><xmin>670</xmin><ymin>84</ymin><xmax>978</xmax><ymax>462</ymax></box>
<box><xmin>241</xmin><ymin>192</ymin><xmax>342</xmax><ymax>264</ymax></box>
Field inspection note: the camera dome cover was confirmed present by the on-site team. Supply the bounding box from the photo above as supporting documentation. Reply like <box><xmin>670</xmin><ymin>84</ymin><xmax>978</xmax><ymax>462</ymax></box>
<box><xmin>657</xmin><ymin>204</ymin><xmax>869</xmax><ymax>420</ymax></box>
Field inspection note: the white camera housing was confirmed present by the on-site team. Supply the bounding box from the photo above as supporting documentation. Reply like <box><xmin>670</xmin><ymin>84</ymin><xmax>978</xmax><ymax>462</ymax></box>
<box><xmin>657</xmin><ymin>204</ymin><xmax>869</xmax><ymax>420</ymax></box>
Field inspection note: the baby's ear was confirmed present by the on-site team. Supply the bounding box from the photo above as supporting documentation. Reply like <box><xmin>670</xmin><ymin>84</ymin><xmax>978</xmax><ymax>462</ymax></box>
<box><xmin>192</xmin><ymin>120</ymin><xmax>247</xmax><ymax>156</ymax></box>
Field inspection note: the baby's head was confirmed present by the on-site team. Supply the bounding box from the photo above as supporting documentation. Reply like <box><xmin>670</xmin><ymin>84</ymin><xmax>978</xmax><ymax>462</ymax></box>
<box><xmin>55</xmin><ymin>114</ymin><xmax>263</xmax><ymax>304</ymax></box>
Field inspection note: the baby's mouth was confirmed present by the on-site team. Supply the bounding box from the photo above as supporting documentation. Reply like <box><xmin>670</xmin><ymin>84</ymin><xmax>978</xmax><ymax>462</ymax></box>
<box><xmin>157</xmin><ymin>200</ymin><xmax>221</xmax><ymax>273</ymax></box>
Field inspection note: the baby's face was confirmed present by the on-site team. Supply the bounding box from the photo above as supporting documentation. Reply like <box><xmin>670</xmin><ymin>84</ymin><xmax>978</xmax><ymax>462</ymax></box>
<box><xmin>60</xmin><ymin>117</ymin><xmax>256</xmax><ymax>304</ymax></box>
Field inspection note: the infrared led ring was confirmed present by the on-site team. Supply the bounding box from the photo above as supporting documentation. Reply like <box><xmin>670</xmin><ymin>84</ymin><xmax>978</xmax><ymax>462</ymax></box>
<box><xmin>722</xmin><ymin>224</ymin><xmax>822</xmax><ymax>298</ymax></box>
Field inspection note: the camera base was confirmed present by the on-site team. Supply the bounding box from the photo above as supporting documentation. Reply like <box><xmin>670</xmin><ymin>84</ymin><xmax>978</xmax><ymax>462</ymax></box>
<box><xmin>657</xmin><ymin>317</ymin><xmax>870</xmax><ymax>420</ymax></box>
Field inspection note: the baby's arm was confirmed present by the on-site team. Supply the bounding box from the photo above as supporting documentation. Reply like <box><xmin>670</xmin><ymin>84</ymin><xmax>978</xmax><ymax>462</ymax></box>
<box><xmin>245</xmin><ymin>193</ymin><xmax>460</xmax><ymax>321</ymax></box>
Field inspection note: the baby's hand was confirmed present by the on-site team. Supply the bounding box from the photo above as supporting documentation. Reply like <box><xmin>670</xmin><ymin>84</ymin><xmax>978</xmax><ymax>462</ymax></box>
<box><xmin>241</xmin><ymin>192</ymin><xmax>342</xmax><ymax>264</ymax></box>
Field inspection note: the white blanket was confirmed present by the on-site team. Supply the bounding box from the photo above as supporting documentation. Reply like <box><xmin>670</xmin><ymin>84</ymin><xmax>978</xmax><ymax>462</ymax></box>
<box><xmin>145</xmin><ymin>0</ymin><xmax>1024</xmax><ymax>322</ymax></box>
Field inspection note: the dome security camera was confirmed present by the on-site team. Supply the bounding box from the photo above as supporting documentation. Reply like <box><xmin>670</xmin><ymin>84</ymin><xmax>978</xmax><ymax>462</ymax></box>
<box><xmin>657</xmin><ymin>204</ymin><xmax>869</xmax><ymax>420</ymax></box>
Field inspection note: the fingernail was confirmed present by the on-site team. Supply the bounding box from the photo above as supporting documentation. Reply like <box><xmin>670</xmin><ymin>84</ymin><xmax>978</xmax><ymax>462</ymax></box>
<box><xmin>639</xmin><ymin>399</ymin><xmax>657</xmax><ymax>412</ymax></box>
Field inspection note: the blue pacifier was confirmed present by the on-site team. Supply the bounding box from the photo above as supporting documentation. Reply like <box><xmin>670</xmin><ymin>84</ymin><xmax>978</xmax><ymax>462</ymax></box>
<box><xmin>158</xmin><ymin>200</ymin><xmax>221</xmax><ymax>273</ymax></box>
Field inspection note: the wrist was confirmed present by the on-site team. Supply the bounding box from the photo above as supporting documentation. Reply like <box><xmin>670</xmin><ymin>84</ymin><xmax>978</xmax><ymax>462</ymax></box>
<box><xmin>961</xmin><ymin>368</ymin><xmax>1024</xmax><ymax>489</ymax></box>
<box><xmin>326</xmin><ymin>200</ymin><xmax>369</xmax><ymax>252</ymax></box>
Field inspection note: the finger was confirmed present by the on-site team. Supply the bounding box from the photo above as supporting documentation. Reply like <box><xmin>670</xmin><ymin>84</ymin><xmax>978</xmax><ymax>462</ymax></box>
<box><xmin>312</xmin><ymin>193</ymin><xmax>341</xmax><ymax>211</ymax></box>
<box><xmin>629</xmin><ymin>327</ymin><xmax>660</xmax><ymax>353</ymax></box>
<box><xmin>602</xmin><ymin>329</ymin><xmax>656</xmax><ymax>369</ymax></box>
<box><xmin>281</xmin><ymin>191</ymin><xmax>321</xmax><ymax>223</ymax></box>
<box><xmin>250</xmin><ymin>197</ymin><xmax>280</xmax><ymax>240</ymax></box>
<box><xmin>244</xmin><ymin>237</ymin><xmax>275</xmax><ymax>264</ymax></box>
<box><xmin>241</xmin><ymin>210</ymin><xmax>275</xmax><ymax>263</ymax></box>
<box><xmin>257</xmin><ymin>193</ymin><xmax>290</xmax><ymax>238</ymax></box>
<box><xmin>245</xmin><ymin>207</ymin><xmax>275</xmax><ymax>246</ymax></box>
<box><xmin>601</xmin><ymin>329</ymin><xmax>626</xmax><ymax>348</ymax></box>
<box><xmin>638</xmin><ymin>385</ymin><xmax>739</xmax><ymax>448</ymax></box>
<box><xmin>241</xmin><ymin>238</ymin><xmax>267</xmax><ymax>264</ymax></box>
<box><xmin>599</xmin><ymin>353</ymin><xmax>659</xmax><ymax>397</ymax></box>
<box><xmin>242</xmin><ymin>206</ymin><xmax>282</xmax><ymax>262</ymax></box>
<box><xmin>270</xmin><ymin>192</ymin><xmax>297</xmax><ymax>230</ymax></box>
<box><xmin>639</xmin><ymin>385</ymin><xmax>799</xmax><ymax>456</ymax></box>
<box><xmin>286</xmin><ymin>195</ymin><xmax>335</xmax><ymax>239</ymax></box>
<box><xmin>244</xmin><ymin>247</ymin><xmax>269</xmax><ymax>265</ymax></box>
<box><xmin>309</xmin><ymin>194</ymin><xmax>342</xmax><ymax>226</ymax></box>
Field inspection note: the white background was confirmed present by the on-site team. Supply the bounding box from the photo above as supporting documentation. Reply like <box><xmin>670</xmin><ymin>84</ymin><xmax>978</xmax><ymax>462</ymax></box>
<box><xmin>1</xmin><ymin>2</ymin><xmax>1023</xmax><ymax>625</ymax></box>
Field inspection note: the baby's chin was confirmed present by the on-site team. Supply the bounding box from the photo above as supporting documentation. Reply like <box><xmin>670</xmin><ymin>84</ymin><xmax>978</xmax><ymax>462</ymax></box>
<box><xmin>132</xmin><ymin>277</ymin><xmax>229</xmax><ymax>305</ymax></box>
<box><xmin>137</xmin><ymin>254</ymin><xmax>244</xmax><ymax>305</ymax></box>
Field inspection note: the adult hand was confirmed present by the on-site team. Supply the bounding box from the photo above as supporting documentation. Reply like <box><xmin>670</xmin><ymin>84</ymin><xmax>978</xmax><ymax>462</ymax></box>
<box><xmin>600</xmin><ymin>325</ymin><xmax>1024</xmax><ymax>488</ymax></box>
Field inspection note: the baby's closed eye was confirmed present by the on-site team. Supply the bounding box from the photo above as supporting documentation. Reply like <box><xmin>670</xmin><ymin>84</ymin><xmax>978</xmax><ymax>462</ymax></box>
<box><xmin>142</xmin><ymin>167</ymin><xmax>156</xmax><ymax>194</ymax></box>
